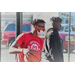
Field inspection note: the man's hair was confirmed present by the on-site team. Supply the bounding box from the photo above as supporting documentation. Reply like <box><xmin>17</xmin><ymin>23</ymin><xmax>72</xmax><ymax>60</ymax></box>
<box><xmin>50</xmin><ymin>17</ymin><xmax>62</xmax><ymax>23</ymax></box>
<box><xmin>30</xmin><ymin>19</ymin><xmax>46</xmax><ymax>26</ymax></box>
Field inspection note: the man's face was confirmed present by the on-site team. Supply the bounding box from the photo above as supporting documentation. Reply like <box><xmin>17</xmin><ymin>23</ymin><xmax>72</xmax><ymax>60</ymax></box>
<box><xmin>35</xmin><ymin>23</ymin><xmax>45</xmax><ymax>32</ymax></box>
<box><xmin>53</xmin><ymin>22</ymin><xmax>62</xmax><ymax>31</ymax></box>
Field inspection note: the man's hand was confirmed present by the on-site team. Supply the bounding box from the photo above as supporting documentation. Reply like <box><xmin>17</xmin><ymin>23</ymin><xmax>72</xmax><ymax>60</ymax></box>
<box><xmin>23</xmin><ymin>48</ymin><xmax>36</xmax><ymax>62</ymax></box>
<box><xmin>23</xmin><ymin>48</ymin><xmax>36</xmax><ymax>55</ymax></box>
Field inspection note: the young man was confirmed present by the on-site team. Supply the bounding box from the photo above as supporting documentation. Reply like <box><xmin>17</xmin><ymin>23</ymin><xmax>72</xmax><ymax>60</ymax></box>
<box><xmin>9</xmin><ymin>19</ymin><xmax>45</xmax><ymax>62</ymax></box>
<box><xmin>43</xmin><ymin>17</ymin><xmax>64</xmax><ymax>62</ymax></box>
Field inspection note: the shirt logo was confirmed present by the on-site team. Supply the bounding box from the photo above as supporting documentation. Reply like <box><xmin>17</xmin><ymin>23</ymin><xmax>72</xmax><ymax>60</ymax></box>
<box><xmin>26</xmin><ymin>40</ymin><xmax>41</xmax><ymax>51</ymax></box>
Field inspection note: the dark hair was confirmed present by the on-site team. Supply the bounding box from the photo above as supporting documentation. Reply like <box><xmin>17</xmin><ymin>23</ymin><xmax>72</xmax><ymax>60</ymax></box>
<box><xmin>50</xmin><ymin>17</ymin><xmax>62</xmax><ymax>23</ymax></box>
<box><xmin>30</xmin><ymin>19</ymin><xmax>46</xmax><ymax>26</ymax></box>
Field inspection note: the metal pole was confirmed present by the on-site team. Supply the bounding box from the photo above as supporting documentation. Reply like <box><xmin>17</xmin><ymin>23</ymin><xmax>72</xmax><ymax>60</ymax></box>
<box><xmin>68</xmin><ymin>12</ymin><xmax>71</xmax><ymax>62</ymax></box>
<box><xmin>0</xmin><ymin>12</ymin><xmax>1</xmax><ymax>62</ymax></box>
<box><xmin>20</xmin><ymin>12</ymin><xmax>23</xmax><ymax>33</ymax></box>
<box><xmin>15</xmin><ymin>12</ymin><xmax>23</xmax><ymax>60</ymax></box>
<box><xmin>16</xmin><ymin>12</ymin><xmax>23</xmax><ymax>38</ymax></box>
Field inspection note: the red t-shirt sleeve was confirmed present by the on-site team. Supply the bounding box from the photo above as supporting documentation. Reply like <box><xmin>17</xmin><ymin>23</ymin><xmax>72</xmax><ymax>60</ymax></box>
<box><xmin>16</xmin><ymin>33</ymin><xmax>25</xmax><ymax>45</ymax></box>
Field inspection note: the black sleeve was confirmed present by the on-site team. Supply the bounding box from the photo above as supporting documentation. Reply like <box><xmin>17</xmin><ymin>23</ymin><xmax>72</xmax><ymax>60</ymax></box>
<box><xmin>47</xmin><ymin>34</ymin><xmax>62</xmax><ymax>62</ymax></box>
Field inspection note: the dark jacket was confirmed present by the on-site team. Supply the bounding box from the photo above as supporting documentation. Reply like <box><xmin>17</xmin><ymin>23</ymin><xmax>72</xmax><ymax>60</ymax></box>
<box><xmin>43</xmin><ymin>28</ymin><xmax>64</xmax><ymax>62</ymax></box>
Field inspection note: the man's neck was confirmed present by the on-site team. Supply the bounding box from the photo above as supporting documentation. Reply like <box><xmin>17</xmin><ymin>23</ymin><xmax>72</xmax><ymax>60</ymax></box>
<box><xmin>31</xmin><ymin>31</ymin><xmax>38</xmax><ymax>37</ymax></box>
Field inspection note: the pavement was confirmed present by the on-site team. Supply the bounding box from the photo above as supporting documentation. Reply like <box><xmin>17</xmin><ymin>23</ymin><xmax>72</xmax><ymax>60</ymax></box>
<box><xmin>1</xmin><ymin>45</ymin><xmax>75</xmax><ymax>62</ymax></box>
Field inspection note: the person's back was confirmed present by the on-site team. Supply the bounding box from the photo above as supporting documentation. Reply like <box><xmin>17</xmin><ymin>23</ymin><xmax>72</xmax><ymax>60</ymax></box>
<box><xmin>43</xmin><ymin>17</ymin><xmax>64</xmax><ymax>62</ymax></box>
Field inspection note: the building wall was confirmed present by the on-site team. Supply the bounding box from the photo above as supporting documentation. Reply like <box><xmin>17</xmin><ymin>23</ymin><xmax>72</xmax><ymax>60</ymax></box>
<box><xmin>33</xmin><ymin>12</ymin><xmax>59</xmax><ymax>29</ymax></box>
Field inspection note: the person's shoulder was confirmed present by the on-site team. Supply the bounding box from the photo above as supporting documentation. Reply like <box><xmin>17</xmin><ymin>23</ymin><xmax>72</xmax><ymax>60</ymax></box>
<box><xmin>45</xmin><ymin>28</ymin><xmax>54</xmax><ymax>37</ymax></box>
<box><xmin>46</xmin><ymin>28</ymin><xmax>54</xmax><ymax>33</ymax></box>
<box><xmin>17</xmin><ymin>33</ymin><xmax>30</xmax><ymax>38</ymax></box>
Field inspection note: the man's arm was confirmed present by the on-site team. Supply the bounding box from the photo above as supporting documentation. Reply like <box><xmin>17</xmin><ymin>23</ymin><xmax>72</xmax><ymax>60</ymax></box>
<box><xmin>9</xmin><ymin>33</ymin><xmax>29</xmax><ymax>54</ymax></box>
<box><xmin>9</xmin><ymin>41</ymin><xmax>22</xmax><ymax>54</ymax></box>
<box><xmin>9</xmin><ymin>41</ymin><xmax>30</xmax><ymax>54</ymax></box>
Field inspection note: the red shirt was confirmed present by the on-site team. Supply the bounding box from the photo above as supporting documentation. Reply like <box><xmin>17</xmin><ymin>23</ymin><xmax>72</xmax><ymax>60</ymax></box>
<box><xmin>16</xmin><ymin>33</ymin><xmax>43</xmax><ymax>62</ymax></box>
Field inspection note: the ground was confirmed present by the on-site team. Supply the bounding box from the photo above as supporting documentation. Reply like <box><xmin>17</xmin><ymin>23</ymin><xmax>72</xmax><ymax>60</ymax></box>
<box><xmin>1</xmin><ymin>45</ymin><xmax>75</xmax><ymax>62</ymax></box>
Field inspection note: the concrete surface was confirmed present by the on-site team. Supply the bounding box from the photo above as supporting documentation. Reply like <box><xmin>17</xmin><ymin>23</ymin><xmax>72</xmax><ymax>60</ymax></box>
<box><xmin>1</xmin><ymin>45</ymin><xmax>75</xmax><ymax>62</ymax></box>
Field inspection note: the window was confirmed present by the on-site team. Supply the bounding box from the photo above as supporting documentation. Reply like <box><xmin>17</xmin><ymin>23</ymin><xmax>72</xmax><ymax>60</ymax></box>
<box><xmin>4</xmin><ymin>23</ymin><xmax>31</xmax><ymax>32</ymax></box>
<box><xmin>1</xmin><ymin>12</ymin><xmax>16</xmax><ymax>62</ymax></box>
<box><xmin>23</xmin><ymin>24</ymin><xmax>31</xmax><ymax>32</ymax></box>
<box><xmin>5</xmin><ymin>24</ymin><xmax>15</xmax><ymax>31</ymax></box>
<box><xmin>65</xmin><ymin>19</ymin><xmax>68</xmax><ymax>23</ymax></box>
<box><xmin>72</xmin><ymin>27</ymin><xmax>75</xmax><ymax>31</ymax></box>
<box><xmin>1</xmin><ymin>12</ymin><xmax>75</xmax><ymax>62</ymax></box>
<box><xmin>65</xmin><ymin>26</ymin><xmax>70</xmax><ymax>32</ymax></box>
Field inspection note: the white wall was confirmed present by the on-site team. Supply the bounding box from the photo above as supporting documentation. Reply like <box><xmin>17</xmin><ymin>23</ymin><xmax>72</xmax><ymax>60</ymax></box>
<box><xmin>33</xmin><ymin>12</ymin><xmax>59</xmax><ymax>29</ymax></box>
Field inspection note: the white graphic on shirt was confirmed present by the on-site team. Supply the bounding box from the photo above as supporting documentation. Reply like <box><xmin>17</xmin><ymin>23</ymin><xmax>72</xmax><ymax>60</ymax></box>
<box><xmin>26</xmin><ymin>40</ymin><xmax>41</xmax><ymax>51</ymax></box>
